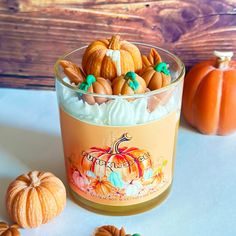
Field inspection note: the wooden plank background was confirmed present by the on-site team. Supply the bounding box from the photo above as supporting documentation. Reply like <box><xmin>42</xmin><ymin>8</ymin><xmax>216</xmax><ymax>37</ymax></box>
<box><xmin>0</xmin><ymin>0</ymin><xmax>236</xmax><ymax>90</ymax></box>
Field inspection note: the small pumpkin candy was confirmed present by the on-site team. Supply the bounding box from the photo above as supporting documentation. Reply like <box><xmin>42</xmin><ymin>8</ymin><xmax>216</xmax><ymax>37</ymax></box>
<box><xmin>141</xmin><ymin>62</ymin><xmax>171</xmax><ymax>91</ymax></box>
<box><xmin>59</xmin><ymin>60</ymin><xmax>85</xmax><ymax>85</ymax></box>
<box><xmin>79</xmin><ymin>74</ymin><xmax>112</xmax><ymax>105</ymax></box>
<box><xmin>112</xmin><ymin>71</ymin><xmax>146</xmax><ymax>95</ymax></box>
<box><xmin>6</xmin><ymin>171</ymin><xmax>66</xmax><ymax>228</ymax></box>
<box><xmin>0</xmin><ymin>222</ymin><xmax>20</xmax><ymax>236</ymax></box>
<box><xmin>95</xmin><ymin>225</ymin><xmax>127</xmax><ymax>236</ymax></box>
<box><xmin>82</xmin><ymin>35</ymin><xmax>142</xmax><ymax>81</ymax></box>
<box><xmin>182</xmin><ymin>51</ymin><xmax>236</xmax><ymax>135</ymax></box>
<box><xmin>95</xmin><ymin>225</ymin><xmax>141</xmax><ymax>236</ymax></box>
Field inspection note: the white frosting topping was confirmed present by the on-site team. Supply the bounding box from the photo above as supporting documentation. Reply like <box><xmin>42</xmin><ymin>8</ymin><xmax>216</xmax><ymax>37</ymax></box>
<box><xmin>59</xmin><ymin>77</ymin><xmax>181</xmax><ymax>126</ymax></box>
<box><xmin>106</xmin><ymin>49</ymin><xmax>121</xmax><ymax>76</ymax></box>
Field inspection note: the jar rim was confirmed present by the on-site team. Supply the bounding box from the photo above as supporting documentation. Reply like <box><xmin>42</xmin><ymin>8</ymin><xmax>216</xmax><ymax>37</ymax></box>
<box><xmin>54</xmin><ymin>42</ymin><xmax>185</xmax><ymax>99</ymax></box>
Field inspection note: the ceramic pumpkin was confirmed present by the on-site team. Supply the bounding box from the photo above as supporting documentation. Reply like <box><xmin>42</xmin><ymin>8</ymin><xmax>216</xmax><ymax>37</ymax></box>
<box><xmin>60</xmin><ymin>60</ymin><xmax>85</xmax><ymax>85</ymax></box>
<box><xmin>80</xmin><ymin>133</ymin><xmax>152</xmax><ymax>182</ymax></box>
<box><xmin>91</xmin><ymin>177</ymin><xmax>116</xmax><ymax>195</ymax></box>
<box><xmin>112</xmin><ymin>71</ymin><xmax>146</xmax><ymax>95</ymax></box>
<box><xmin>82</xmin><ymin>35</ymin><xmax>142</xmax><ymax>81</ymax></box>
<box><xmin>79</xmin><ymin>74</ymin><xmax>112</xmax><ymax>105</ymax></box>
<box><xmin>140</xmin><ymin>62</ymin><xmax>171</xmax><ymax>90</ymax></box>
<box><xmin>182</xmin><ymin>51</ymin><xmax>236</xmax><ymax>135</ymax></box>
<box><xmin>0</xmin><ymin>222</ymin><xmax>20</xmax><ymax>236</ymax></box>
<box><xmin>6</xmin><ymin>171</ymin><xmax>66</xmax><ymax>228</ymax></box>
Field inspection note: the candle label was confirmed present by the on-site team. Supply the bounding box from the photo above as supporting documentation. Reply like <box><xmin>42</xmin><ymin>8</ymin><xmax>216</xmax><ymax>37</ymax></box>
<box><xmin>60</xmin><ymin>107</ymin><xmax>178</xmax><ymax>206</ymax></box>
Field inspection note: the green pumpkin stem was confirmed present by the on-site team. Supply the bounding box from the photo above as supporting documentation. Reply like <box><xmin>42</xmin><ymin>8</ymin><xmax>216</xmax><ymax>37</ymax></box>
<box><xmin>79</xmin><ymin>74</ymin><xmax>96</xmax><ymax>91</ymax></box>
<box><xmin>109</xmin><ymin>133</ymin><xmax>132</xmax><ymax>154</ymax></box>
<box><xmin>125</xmin><ymin>71</ymin><xmax>139</xmax><ymax>91</ymax></box>
<box><xmin>154</xmin><ymin>62</ymin><xmax>170</xmax><ymax>76</ymax></box>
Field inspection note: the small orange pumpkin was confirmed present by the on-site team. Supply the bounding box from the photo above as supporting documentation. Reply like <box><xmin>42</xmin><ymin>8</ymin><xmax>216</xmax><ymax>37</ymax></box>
<box><xmin>0</xmin><ymin>222</ymin><xmax>20</xmax><ymax>236</ymax></box>
<box><xmin>112</xmin><ymin>71</ymin><xmax>146</xmax><ymax>95</ymax></box>
<box><xmin>140</xmin><ymin>62</ymin><xmax>171</xmax><ymax>90</ymax></box>
<box><xmin>79</xmin><ymin>74</ymin><xmax>112</xmax><ymax>105</ymax></box>
<box><xmin>95</xmin><ymin>225</ymin><xmax>127</xmax><ymax>236</ymax></box>
<box><xmin>91</xmin><ymin>177</ymin><xmax>116</xmax><ymax>195</ymax></box>
<box><xmin>182</xmin><ymin>51</ymin><xmax>236</xmax><ymax>135</ymax></box>
<box><xmin>82</xmin><ymin>35</ymin><xmax>142</xmax><ymax>81</ymax></box>
<box><xmin>59</xmin><ymin>60</ymin><xmax>85</xmax><ymax>85</ymax></box>
<box><xmin>6</xmin><ymin>171</ymin><xmax>66</xmax><ymax>228</ymax></box>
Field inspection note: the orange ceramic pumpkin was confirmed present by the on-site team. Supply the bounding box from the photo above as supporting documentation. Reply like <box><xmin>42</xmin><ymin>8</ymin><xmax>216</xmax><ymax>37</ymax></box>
<box><xmin>6</xmin><ymin>171</ymin><xmax>66</xmax><ymax>228</ymax></box>
<box><xmin>82</xmin><ymin>35</ymin><xmax>142</xmax><ymax>81</ymax></box>
<box><xmin>79</xmin><ymin>74</ymin><xmax>112</xmax><ymax>105</ymax></box>
<box><xmin>60</xmin><ymin>60</ymin><xmax>85</xmax><ymax>85</ymax></box>
<box><xmin>112</xmin><ymin>71</ymin><xmax>146</xmax><ymax>95</ymax></box>
<box><xmin>182</xmin><ymin>51</ymin><xmax>236</xmax><ymax>135</ymax></box>
<box><xmin>80</xmin><ymin>133</ymin><xmax>152</xmax><ymax>182</ymax></box>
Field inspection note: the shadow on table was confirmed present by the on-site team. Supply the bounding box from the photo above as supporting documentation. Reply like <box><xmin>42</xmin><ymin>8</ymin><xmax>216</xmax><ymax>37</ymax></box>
<box><xmin>0</xmin><ymin>124</ymin><xmax>66</xmax><ymax>179</ymax></box>
<box><xmin>179</xmin><ymin>115</ymin><xmax>196</xmax><ymax>133</ymax></box>
<box><xmin>0</xmin><ymin>177</ymin><xmax>13</xmax><ymax>221</ymax></box>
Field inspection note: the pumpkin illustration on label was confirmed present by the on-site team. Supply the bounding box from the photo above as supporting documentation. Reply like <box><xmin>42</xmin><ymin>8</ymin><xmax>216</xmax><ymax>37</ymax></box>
<box><xmin>79</xmin><ymin>133</ymin><xmax>152</xmax><ymax>182</ymax></box>
<box><xmin>91</xmin><ymin>176</ymin><xmax>117</xmax><ymax>195</ymax></box>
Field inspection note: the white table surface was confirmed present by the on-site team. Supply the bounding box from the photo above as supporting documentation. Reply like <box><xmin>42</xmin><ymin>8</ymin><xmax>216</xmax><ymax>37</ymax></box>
<box><xmin>0</xmin><ymin>88</ymin><xmax>235</xmax><ymax>236</ymax></box>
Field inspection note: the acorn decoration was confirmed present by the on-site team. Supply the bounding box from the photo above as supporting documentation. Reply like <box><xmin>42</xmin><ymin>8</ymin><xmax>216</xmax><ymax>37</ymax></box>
<box><xmin>79</xmin><ymin>74</ymin><xmax>112</xmax><ymax>105</ymax></box>
<box><xmin>82</xmin><ymin>35</ymin><xmax>142</xmax><ymax>81</ymax></box>
<box><xmin>112</xmin><ymin>71</ymin><xmax>146</xmax><ymax>95</ymax></box>
<box><xmin>141</xmin><ymin>48</ymin><xmax>162</xmax><ymax>69</ymax></box>
<box><xmin>60</xmin><ymin>60</ymin><xmax>85</xmax><ymax>85</ymax></box>
<box><xmin>140</xmin><ymin>62</ymin><xmax>171</xmax><ymax>90</ymax></box>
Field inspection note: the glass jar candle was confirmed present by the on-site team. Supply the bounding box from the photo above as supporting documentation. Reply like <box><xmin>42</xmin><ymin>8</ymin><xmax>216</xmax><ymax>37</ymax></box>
<box><xmin>54</xmin><ymin>43</ymin><xmax>185</xmax><ymax>215</ymax></box>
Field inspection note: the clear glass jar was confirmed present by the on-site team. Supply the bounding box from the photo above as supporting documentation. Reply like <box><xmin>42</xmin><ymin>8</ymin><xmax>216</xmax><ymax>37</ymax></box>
<box><xmin>54</xmin><ymin>43</ymin><xmax>185</xmax><ymax>215</ymax></box>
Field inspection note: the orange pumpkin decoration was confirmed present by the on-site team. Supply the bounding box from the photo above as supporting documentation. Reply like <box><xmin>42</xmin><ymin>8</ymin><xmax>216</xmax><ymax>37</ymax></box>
<box><xmin>112</xmin><ymin>71</ymin><xmax>146</xmax><ymax>95</ymax></box>
<box><xmin>59</xmin><ymin>60</ymin><xmax>85</xmax><ymax>85</ymax></box>
<box><xmin>80</xmin><ymin>133</ymin><xmax>152</xmax><ymax>182</ymax></box>
<box><xmin>91</xmin><ymin>176</ymin><xmax>116</xmax><ymax>195</ymax></box>
<box><xmin>0</xmin><ymin>222</ymin><xmax>20</xmax><ymax>236</ymax></box>
<box><xmin>140</xmin><ymin>62</ymin><xmax>171</xmax><ymax>90</ymax></box>
<box><xmin>6</xmin><ymin>171</ymin><xmax>66</xmax><ymax>228</ymax></box>
<box><xmin>182</xmin><ymin>51</ymin><xmax>236</xmax><ymax>135</ymax></box>
<box><xmin>82</xmin><ymin>35</ymin><xmax>142</xmax><ymax>81</ymax></box>
<box><xmin>79</xmin><ymin>74</ymin><xmax>112</xmax><ymax>105</ymax></box>
<box><xmin>95</xmin><ymin>225</ymin><xmax>127</xmax><ymax>236</ymax></box>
